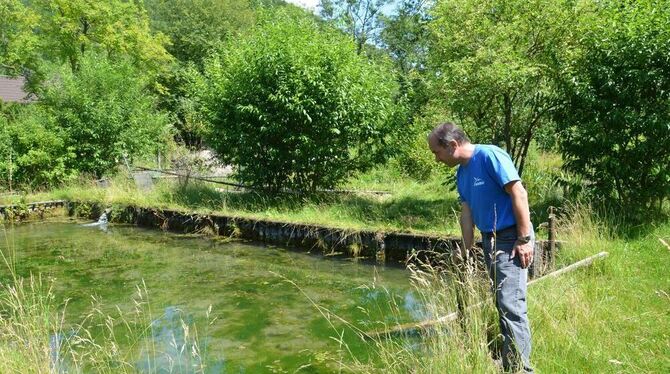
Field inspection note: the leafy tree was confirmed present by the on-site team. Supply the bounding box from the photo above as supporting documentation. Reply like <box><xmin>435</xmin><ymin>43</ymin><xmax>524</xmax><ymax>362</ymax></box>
<box><xmin>379</xmin><ymin>0</ymin><xmax>430</xmax><ymax>77</ymax></box>
<box><xmin>318</xmin><ymin>0</ymin><xmax>391</xmax><ymax>54</ymax></box>
<box><xmin>379</xmin><ymin>0</ymin><xmax>432</xmax><ymax>121</ymax></box>
<box><xmin>144</xmin><ymin>0</ymin><xmax>255</xmax><ymax>148</ymax></box>
<box><xmin>429</xmin><ymin>0</ymin><xmax>578</xmax><ymax>175</ymax></box>
<box><xmin>39</xmin><ymin>54</ymin><xmax>172</xmax><ymax>177</ymax></box>
<box><xmin>554</xmin><ymin>0</ymin><xmax>670</xmax><ymax>209</ymax></box>
<box><xmin>145</xmin><ymin>0</ymin><xmax>255</xmax><ymax>67</ymax></box>
<box><xmin>32</xmin><ymin>0</ymin><xmax>171</xmax><ymax>74</ymax></box>
<box><xmin>0</xmin><ymin>106</ymin><xmax>75</xmax><ymax>189</ymax></box>
<box><xmin>0</xmin><ymin>0</ymin><xmax>41</xmax><ymax>76</ymax></box>
<box><xmin>198</xmin><ymin>12</ymin><xmax>399</xmax><ymax>192</ymax></box>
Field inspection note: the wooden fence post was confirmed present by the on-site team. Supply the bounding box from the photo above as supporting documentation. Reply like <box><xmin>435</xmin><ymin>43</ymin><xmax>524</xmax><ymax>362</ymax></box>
<box><xmin>548</xmin><ymin>206</ymin><xmax>556</xmax><ymax>267</ymax></box>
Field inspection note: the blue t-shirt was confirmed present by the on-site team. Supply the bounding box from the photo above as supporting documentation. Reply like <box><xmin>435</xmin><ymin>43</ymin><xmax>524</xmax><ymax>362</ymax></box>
<box><xmin>456</xmin><ymin>145</ymin><xmax>520</xmax><ymax>233</ymax></box>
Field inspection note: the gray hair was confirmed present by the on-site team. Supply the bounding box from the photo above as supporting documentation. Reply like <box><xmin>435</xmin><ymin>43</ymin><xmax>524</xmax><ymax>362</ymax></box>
<box><xmin>431</xmin><ymin>122</ymin><xmax>470</xmax><ymax>147</ymax></box>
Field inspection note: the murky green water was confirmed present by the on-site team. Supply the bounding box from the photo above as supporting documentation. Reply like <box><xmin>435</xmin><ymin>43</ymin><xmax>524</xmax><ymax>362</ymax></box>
<box><xmin>1</xmin><ymin>221</ymin><xmax>420</xmax><ymax>373</ymax></box>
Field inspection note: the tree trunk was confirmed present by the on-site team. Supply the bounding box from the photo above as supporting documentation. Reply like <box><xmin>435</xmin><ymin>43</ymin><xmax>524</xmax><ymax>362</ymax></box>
<box><xmin>503</xmin><ymin>92</ymin><xmax>513</xmax><ymax>157</ymax></box>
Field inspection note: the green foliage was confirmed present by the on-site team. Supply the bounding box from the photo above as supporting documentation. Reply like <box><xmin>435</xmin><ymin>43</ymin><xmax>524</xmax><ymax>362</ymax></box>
<box><xmin>155</xmin><ymin>64</ymin><xmax>212</xmax><ymax>148</ymax></box>
<box><xmin>39</xmin><ymin>54</ymin><xmax>172</xmax><ymax>178</ymax></box>
<box><xmin>318</xmin><ymin>0</ymin><xmax>391</xmax><ymax>55</ymax></box>
<box><xmin>144</xmin><ymin>0</ymin><xmax>255</xmax><ymax>147</ymax></box>
<box><xmin>555</xmin><ymin>0</ymin><xmax>670</xmax><ymax>210</ymax></box>
<box><xmin>0</xmin><ymin>0</ymin><xmax>41</xmax><ymax>76</ymax></box>
<box><xmin>429</xmin><ymin>0</ymin><xmax>578</xmax><ymax>176</ymax></box>
<box><xmin>379</xmin><ymin>0</ymin><xmax>432</xmax><ymax>121</ymax></box>
<box><xmin>33</xmin><ymin>0</ymin><xmax>172</xmax><ymax>74</ymax></box>
<box><xmin>145</xmin><ymin>0</ymin><xmax>255</xmax><ymax>66</ymax></box>
<box><xmin>198</xmin><ymin>12</ymin><xmax>399</xmax><ymax>192</ymax></box>
<box><xmin>0</xmin><ymin>106</ymin><xmax>75</xmax><ymax>189</ymax></box>
<box><xmin>390</xmin><ymin>120</ymin><xmax>438</xmax><ymax>181</ymax></box>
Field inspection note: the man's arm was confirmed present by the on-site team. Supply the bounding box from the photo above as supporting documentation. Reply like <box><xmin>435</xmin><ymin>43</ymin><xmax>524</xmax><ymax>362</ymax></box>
<box><xmin>504</xmin><ymin>180</ymin><xmax>534</xmax><ymax>268</ymax></box>
<box><xmin>460</xmin><ymin>202</ymin><xmax>475</xmax><ymax>253</ymax></box>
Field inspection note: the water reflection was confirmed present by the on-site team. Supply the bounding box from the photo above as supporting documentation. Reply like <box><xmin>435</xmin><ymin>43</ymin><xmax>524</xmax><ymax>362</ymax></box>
<box><xmin>136</xmin><ymin>306</ymin><xmax>225</xmax><ymax>373</ymax></box>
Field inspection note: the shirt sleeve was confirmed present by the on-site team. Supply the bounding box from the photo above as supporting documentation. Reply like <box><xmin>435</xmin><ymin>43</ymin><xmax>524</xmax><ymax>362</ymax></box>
<box><xmin>484</xmin><ymin>147</ymin><xmax>520</xmax><ymax>188</ymax></box>
<box><xmin>456</xmin><ymin>167</ymin><xmax>467</xmax><ymax>203</ymax></box>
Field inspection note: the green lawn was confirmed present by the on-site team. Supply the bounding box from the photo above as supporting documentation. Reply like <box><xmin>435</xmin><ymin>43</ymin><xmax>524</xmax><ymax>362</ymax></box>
<box><xmin>531</xmin><ymin>218</ymin><xmax>670</xmax><ymax>373</ymax></box>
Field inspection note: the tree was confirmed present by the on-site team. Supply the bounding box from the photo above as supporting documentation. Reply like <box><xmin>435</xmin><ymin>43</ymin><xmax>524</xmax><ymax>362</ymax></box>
<box><xmin>554</xmin><ymin>0</ymin><xmax>670</xmax><ymax>209</ymax></box>
<box><xmin>379</xmin><ymin>0</ymin><xmax>430</xmax><ymax>76</ymax></box>
<box><xmin>144</xmin><ymin>0</ymin><xmax>256</xmax><ymax>148</ymax></box>
<box><xmin>145</xmin><ymin>0</ymin><xmax>255</xmax><ymax>67</ymax></box>
<box><xmin>33</xmin><ymin>0</ymin><xmax>171</xmax><ymax>74</ymax></box>
<box><xmin>429</xmin><ymin>0</ymin><xmax>578</xmax><ymax>175</ymax></box>
<box><xmin>198</xmin><ymin>12</ymin><xmax>399</xmax><ymax>192</ymax></box>
<box><xmin>379</xmin><ymin>0</ymin><xmax>432</xmax><ymax>120</ymax></box>
<box><xmin>0</xmin><ymin>0</ymin><xmax>41</xmax><ymax>76</ymax></box>
<box><xmin>318</xmin><ymin>0</ymin><xmax>391</xmax><ymax>54</ymax></box>
<box><xmin>39</xmin><ymin>54</ymin><xmax>172</xmax><ymax>177</ymax></box>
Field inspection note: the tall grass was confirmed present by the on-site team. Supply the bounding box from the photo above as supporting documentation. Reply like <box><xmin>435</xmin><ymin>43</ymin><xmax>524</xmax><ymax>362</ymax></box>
<box><xmin>293</xmin><ymin>249</ymin><xmax>501</xmax><ymax>373</ymax></box>
<box><xmin>328</xmin><ymin>202</ymin><xmax>668</xmax><ymax>373</ymax></box>
<box><xmin>0</xmin><ymin>223</ymin><xmax>210</xmax><ymax>373</ymax></box>
<box><xmin>361</xmin><ymin>251</ymin><xmax>500</xmax><ymax>373</ymax></box>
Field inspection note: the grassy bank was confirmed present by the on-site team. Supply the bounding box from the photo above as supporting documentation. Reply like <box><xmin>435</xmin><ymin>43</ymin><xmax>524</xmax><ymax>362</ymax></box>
<box><xmin>530</xmin><ymin>209</ymin><xmax>669</xmax><ymax>372</ymax></box>
<box><xmin>0</xmin><ymin>155</ymin><xmax>564</xmax><ymax>237</ymax></box>
<box><xmin>336</xmin><ymin>205</ymin><xmax>669</xmax><ymax>373</ymax></box>
<box><xmin>2</xmin><ymin>166</ymin><xmax>465</xmax><ymax>236</ymax></box>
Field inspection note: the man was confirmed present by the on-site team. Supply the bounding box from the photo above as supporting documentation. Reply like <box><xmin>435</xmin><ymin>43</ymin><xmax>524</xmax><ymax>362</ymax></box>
<box><xmin>428</xmin><ymin>122</ymin><xmax>535</xmax><ymax>373</ymax></box>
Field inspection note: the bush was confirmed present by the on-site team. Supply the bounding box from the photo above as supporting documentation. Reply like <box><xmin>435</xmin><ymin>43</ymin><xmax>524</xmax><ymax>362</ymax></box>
<box><xmin>391</xmin><ymin>122</ymin><xmax>435</xmax><ymax>181</ymax></box>
<box><xmin>555</xmin><ymin>0</ymin><xmax>670</xmax><ymax>210</ymax></box>
<box><xmin>0</xmin><ymin>106</ymin><xmax>75</xmax><ymax>189</ymax></box>
<box><xmin>40</xmin><ymin>54</ymin><xmax>172</xmax><ymax>178</ymax></box>
<box><xmin>198</xmin><ymin>11</ymin><xmax>399</xmax><ymax>193</ymax></box>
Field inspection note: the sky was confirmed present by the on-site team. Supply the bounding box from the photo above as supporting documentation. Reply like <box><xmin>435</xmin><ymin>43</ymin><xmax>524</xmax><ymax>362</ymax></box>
<box><xmin>284</xmin><ymin>0</ymin><xmax>398</xmax><ymax>16</ymax></box>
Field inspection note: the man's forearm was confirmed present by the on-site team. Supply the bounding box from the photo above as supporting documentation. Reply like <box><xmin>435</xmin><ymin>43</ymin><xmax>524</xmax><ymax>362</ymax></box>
<box><xmin>460</xmin><ymin>219</ymin><xmax>474</xmax><ymax>250</ymax></box>
<box><xmin>460</xmin><ymin>203</ymin><xmax>474</xmax><ymax>250</ymax></box>
<box><xmin>508</xmin><ymin>182</ymin><xmax>532</xmax><ymax>237</ymax></box>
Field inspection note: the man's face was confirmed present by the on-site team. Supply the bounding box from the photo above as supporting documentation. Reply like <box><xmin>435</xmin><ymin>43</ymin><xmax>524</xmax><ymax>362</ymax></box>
<box><xmin>428</xmin><ymin>134</ymin><xmax>458</xmax><ymax>167</ymax></box>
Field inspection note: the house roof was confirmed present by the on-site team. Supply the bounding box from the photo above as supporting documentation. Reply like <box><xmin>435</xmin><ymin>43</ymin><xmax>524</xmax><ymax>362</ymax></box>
<box><xmin>0</xmin><ymin>76</ymin><xmax>34</xmax><ymax>103</ymax></box>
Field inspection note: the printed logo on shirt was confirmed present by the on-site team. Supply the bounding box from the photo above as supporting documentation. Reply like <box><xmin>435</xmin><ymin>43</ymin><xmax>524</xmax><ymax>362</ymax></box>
<box><xmin>473</xmin><ymin>177</ymin><xmax>485</xmax><ymax>187</ymax></box>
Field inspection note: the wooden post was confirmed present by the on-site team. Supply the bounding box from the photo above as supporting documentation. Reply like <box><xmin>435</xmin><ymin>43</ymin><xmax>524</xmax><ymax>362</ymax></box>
<box><xmin>548</xmin><ymin>206</ymin><xmax>556</xmax><ymax>267</ymax></box>
<box><xmin>8</xmin><ymin>149</ymin><xmax>13</xmax><ymax>193</ymax></box>
<box><xmin>530</xmin><ymin>240</ymin><xmax>544</xmax><ymax>278</ymax></box>
<box><xmin>375</xmin><ymin>232</ymin><xmax>386</xmax><ymax>264</ymax></box>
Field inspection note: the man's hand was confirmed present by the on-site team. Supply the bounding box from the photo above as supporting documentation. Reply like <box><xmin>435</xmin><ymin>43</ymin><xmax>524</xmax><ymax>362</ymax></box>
<box><xmin>511</xmin><ymin>241</ymin><xmax>534</xmax><ymax>269</ymax></box>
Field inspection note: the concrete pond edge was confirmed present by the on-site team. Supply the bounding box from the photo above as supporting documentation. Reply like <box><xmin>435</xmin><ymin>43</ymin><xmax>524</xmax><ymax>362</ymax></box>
<box><xmin>1</xmin><ymin>200</ymin><xmax>556</xmax><ymax>277</ymax></box>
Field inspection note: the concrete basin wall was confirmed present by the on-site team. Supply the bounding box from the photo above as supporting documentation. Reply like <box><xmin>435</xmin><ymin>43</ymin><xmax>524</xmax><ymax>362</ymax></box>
<box><xmin>0</xmin><ymin>200</ymin><xmax>554</xmax><ymax>277</ymax></box>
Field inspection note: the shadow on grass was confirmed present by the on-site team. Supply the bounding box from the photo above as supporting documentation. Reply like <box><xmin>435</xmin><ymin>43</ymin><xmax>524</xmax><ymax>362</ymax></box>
<box><xmin>164</xmin><ymin>181</ymin><xmax>668</xmax><ymax>238</ymax></box>
<box><xmin>334</xmin><ymin>194</ymin><xmax>461</xmax><ymax>232</ymax></box>
<box><xmin>164</xmin><ymin>182</ymin><xmax>462</xmax><ymax>232</ymax></box>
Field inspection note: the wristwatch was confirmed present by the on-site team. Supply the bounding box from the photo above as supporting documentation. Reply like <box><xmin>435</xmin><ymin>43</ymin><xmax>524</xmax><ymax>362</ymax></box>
<box><xmin>517</xmin><ymin>235</ymin><xmax>532</xmax><ymax>244</ymax></box>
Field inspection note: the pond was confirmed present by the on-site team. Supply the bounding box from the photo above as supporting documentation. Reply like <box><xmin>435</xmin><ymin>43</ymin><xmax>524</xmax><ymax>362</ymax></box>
<box><xmin>1</xmin><ymin>221</ymin><xmax>420</xmax><ymax>373</ymax></box>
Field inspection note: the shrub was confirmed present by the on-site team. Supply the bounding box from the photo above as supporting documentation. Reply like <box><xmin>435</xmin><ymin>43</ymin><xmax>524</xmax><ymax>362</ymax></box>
<box><xmin>198</xmin><ymin>11</ymin><xmax>399</xmax><ymax>193</ymax></box>
<box><xmin>554</xmin><ymin>0</ymin><xmax>670</xmax><ymax>210</ymax></box>
<box><xmin>40</xmin><ymin>53</ymin><xmax>172</xmax><ymax>178</ymax></box>
<box><xmin>0</xmin><ymin>106</ymin><xmax>75</xmax><ymax>189</ymax></box>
